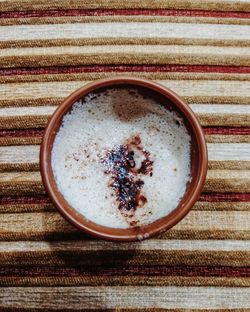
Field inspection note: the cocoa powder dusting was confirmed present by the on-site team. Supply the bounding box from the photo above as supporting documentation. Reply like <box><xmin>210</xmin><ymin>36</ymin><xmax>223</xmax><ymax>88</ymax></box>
<box><xmin>100</xmin><ymin>134</ymin><xmax>153</xmax><ymax>224</ymax></box>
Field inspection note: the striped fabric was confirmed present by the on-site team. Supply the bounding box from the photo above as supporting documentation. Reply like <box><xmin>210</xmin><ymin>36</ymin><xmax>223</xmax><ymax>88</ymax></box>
<box><xmin>0</xmin><ymin>0</ymin><xmax>250</xmax><ymax>310</ymax></box>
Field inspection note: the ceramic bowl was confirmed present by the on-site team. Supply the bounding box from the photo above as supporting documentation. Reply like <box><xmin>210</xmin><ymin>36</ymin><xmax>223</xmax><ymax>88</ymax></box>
<box><xmin>40</xmin><ymin>77</ymin><xmax>208</xmax><ymax>241</ymax></box>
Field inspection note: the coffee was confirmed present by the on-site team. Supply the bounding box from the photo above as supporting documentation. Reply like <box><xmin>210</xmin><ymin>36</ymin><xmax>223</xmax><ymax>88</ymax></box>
<box><xmin>52</xmin><ymin>87</ymin><xmax>191</xmax><ymax>228</ymax></box>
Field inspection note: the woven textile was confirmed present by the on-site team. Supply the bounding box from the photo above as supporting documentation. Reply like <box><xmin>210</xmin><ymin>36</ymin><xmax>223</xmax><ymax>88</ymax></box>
<box><xmin>0</xmin><ymin>0</ymin><xmax>250</xmax><ymax>310</ymax></box>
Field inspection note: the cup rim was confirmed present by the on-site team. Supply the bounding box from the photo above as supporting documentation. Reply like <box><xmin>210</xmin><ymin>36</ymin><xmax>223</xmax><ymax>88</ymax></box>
<box><xmin>40</xmin><ymin>76</ymin><xmax>208</xmax><ymax>241</ymax></box>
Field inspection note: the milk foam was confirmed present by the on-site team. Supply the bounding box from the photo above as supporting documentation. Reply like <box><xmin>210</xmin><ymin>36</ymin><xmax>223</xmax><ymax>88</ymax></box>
<box><xmin>52</xmin><ymin>87</ymin><xmax>191</xmax><ymax>228</ymax></box>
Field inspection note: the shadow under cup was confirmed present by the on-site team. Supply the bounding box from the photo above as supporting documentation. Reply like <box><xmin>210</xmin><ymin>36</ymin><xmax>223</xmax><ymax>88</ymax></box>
<box><xmin>40</xmin><ymin>77</ymin><xmax>208</xmax><ymax>241</ymax></box>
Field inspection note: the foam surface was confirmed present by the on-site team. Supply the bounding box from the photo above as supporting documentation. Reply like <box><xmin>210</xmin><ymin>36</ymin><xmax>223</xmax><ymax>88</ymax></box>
<box><xmin>52</xmin><ymin>88</ymin><xmax>191</xmax><ymax>229</ymax></box>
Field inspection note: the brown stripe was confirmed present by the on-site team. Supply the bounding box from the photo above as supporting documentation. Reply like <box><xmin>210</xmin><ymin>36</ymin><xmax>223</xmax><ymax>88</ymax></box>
<box><xmin>0</xmin><ymin>116</ymin><xmax>50</xmax><ymax>130</ymax></box>
<box><xmin>0</xmin><ymin>0</ymin><xmax>249</xmax><ymax>12</ymax></box>
<box><xmin>0</xmin><ymin>203</ymin><xmax>54</xmax><ymax>213</ymax></box>
<box><xmin>0</xmin><ymin>98</ymin><xmax>62</xmax><ymax>108</ymax></box>
<box><xmin>1</xmin><ymin>265</ymin><xmax>249</xmax><ymax>277</ymax></box>
<box><xmin>0</xmin><ymin>249</ymin><xmax>249</xmax><ymax>266</ymax></box>
<box><xmin>197</xmin><ymin>113</ymin><xmax>250</xmax><ymax>126</ymax></box>
<box><xmin>0</xmin><ymin>163</ymin><xmax>39</xmax><ymax>173</ymax></box>
<box><xmin>0</xmin><ymin>137</ymin><xmax>42</xmax><ymax>146</ymax></box>
<box><xmin>0</xmin><ymin>276</ymin><xmax>249</xmax><ymax>287</ymax></box>
<box><xmin>1</xmin><ymin>52</ymin><xmax>250</xmax><ymax>70</ymax></box>
<box><xmin>1</xmin><ymin>38</ymin><xmax>250</xmax><ymax>50</ymax></box>
<box><xmin>208</xmin><ymin>161</ymin><xmax>250</xmax><ymax>170</ymax></box>
<box><xmin>1</xmin><ymin>9</ymin><xmax>250</xmax><ymax>19</ymax></box>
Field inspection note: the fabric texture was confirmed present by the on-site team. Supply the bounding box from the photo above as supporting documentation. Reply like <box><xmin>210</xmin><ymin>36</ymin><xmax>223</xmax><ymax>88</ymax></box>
<box><xmin>0</xmin><ymin>0</ymin><xmax>249</xmax><ymax>310</ymax></box>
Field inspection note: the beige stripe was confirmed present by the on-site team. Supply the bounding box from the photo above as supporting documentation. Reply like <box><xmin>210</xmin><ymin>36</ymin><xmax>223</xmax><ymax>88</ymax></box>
<box><xmin>1</xmin><ymin>201</ymin><xmax>249</xmax><ymax>215</ymax></box>
<box><xmin>206</xmin><ymin>135</ymin><xmax>250</xmax><ymax>143</ymax></box>
<box><xmin>0</xmin><ymin>80</ymin><xmax>249</xmax><ymax>104</ymax></box>
<box><xmin>1</xmin><ymin>143</ymin><xmax>249</xmax><ymax>165</ymax></box>
<box><xmin>2</xmin><ymin>38</ymin><xmax>250</xmax><ymax>50</ymax></box>
<box><xmin>1</xmin><ymin>45</ymin><xmax>249</xmax><ymax>68</ymax></box>
<box><xmin>1</xmin><ymin>201</ymin><xmax>249</xmax><ymax>214</ymax></box>
<box><xmin>0</xmin><ymin>211</ymin><xmax>249</xmax><ymax>240</ymax></box>
<box><xmin>0</xmin><ymin>276</ymin><xmax>249</xmax><ymax>288</ymax></box>
<box><xmin>0</xmin><ymin>170</ymin><xmax>249</xmax><ymax>195</ymax></box>
<box><xmin>1</xmin><ymin>239</ymin><xmax>249</xmax><ymax>252</ymax></box>
<box><xmin>0</xmin><ymin>240</ymin><xmax>248</xmax><ymax>266</ymax></box>
<box><xmin>1</xmin><ymin>16</ymin><xmax>250</xmax><ymax>27</ymax></box>
<box><xmin>1</xmin><ymin>23</ymin><xmax>249</xmax><ymax>42</ymax></box>
<box><xmin>205</xmin><ymin>169</ymin><xmax>250</xmax><ymax>193</ymax></box>
<box><xmin>0</xmin><ymin>171</ymin><xmax>44</xmax><ymax>195</ymax></box>
<box><xmin>1</xmin><ymin>72</ymin><xmax>250</xmax><ymax>84</ymax></box>
<box><xmin>0</xmin><ymin>0</ymin><xmax>249</xmax><ymax>12</ymax></box>
<box><xmin>193</xmin><ymin>201</ymin><xmax>250</xmax><ymax>211</ymax></box>
<box><xmin>0</xmin><ymin>286</ymin><xmax>249</xmax><ymax>309</ymax></box>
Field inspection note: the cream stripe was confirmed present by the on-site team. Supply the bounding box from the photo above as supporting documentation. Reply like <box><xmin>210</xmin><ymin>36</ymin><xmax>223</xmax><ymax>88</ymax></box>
<box><xmin>0</xmin><ymin>239</ymin><xmax>248</xmax><ymax>252</ymax></box>
<box><xmin>1</xmin><ymin>104</ymin><xmax>249</xmax><ymax>117</ymax></box>
<box><xmin>4</xmin><ymin>287</ymin><xmax>250</xmax><ymax>310</ymax></box>
<box><xmin>0</xmin><ymin>211</ymin><xmax>249</xmax><ymax>236</ymax></box>
<box><xmin>207</xmin><ymin>143</ymin><xmax>250</xmax><ymax>161</ymax></box>
<box><xmin>190</xmin><ymin>104</ymin><xmax>250</xmax><ymax>113</ymax></box>
<box><xmin>1</xmin><ymin>23</ymin><xmax>249</xmax><ymax>42</ymax></box>
<box><xmin>1</xmin><ymin>45</ymin><xmax>249</xmax><ymax>67</ymax></box>
<box><xmin>0</xmin><ymin>80</ymin><xmax>249</xmax><ymax>101</ymax></box>
<box><xmin>0</xmin><ymin>286</ymin><xmax>249</xmax><ymax>309</ymax></box>
<box><xmin>1</xmin><ymin>144</ymin><xmax>250</xmax><ymax>165</ymax></box>
<box><xmin>0</xmin><ymin>0</ymin><xmax>249</xmax><ymax>12</ymax></box>
<box><xmin>0</xmin><ymin>106</ymin><xmax>56</xmax><ymax>117</ymax></box>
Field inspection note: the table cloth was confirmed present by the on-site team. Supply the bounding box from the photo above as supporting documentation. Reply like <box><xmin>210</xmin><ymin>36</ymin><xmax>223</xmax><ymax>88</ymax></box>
<box><xmin>0</xmin><ymin>0</ymin><xmax>249</xmax><ymax>310</ymax></box>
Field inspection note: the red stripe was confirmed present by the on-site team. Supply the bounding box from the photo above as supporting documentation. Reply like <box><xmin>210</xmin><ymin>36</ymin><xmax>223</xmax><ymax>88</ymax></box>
<box><xmin>0</xmin><ymin>266</ymin><xmax>249</xmax><ymax>277</ymax></box>
<box><xmin>1</xmin><ymin>65</ymin><xmax>250</xmax><ymax>76</ymax></box>
<box><xmin>0</xmin><ymin>129</ymin><xmax>44</xmax><ymax>138</ymax></box>
<box><xmin>0</xmin><ymin>195</ymin><xmax>50</xmax><ymax>205</ymax></box>
<box><xmin>1</xmin><ymin>193</ymin><xmax>250</xmax><ymax>206</ymax></box>
<box><xmin>1</xmin><ymin>127</ymin><xmax>250</xmax><ymax>139</ymax></box>
<box><xmin>1</xmin><ymin>9</ymin><xmax>250</xmax><ymax>19</ymax></box>
<box><xmin>199</xmin><ymin>193</ymin><xmax>250</xmax><ymax>202</ymax></box>
<box><xmin>203</xmin><ymin>127</ymin><xmax>250</xmax><ymax>135</ymax></box>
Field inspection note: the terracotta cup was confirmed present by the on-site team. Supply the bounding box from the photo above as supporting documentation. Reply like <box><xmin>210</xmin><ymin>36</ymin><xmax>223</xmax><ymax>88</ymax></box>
<box><xmin>40</xmin><ymin>77</ymin><xmax>208</xmax><ymax>241</ymax></box>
